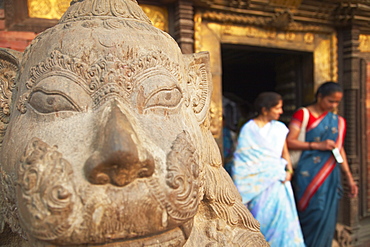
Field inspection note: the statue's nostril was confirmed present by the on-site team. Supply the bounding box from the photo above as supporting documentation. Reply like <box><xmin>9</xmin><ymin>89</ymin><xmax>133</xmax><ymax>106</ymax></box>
<box><xmin>137</xmin><ymin>159</ymin><xmax>155</xmax><ymax>178</ymax></box>
<box><xmin>94</xmin><ymin>172</ymin><xmax>111</xmax><ymax>185</ymax></box>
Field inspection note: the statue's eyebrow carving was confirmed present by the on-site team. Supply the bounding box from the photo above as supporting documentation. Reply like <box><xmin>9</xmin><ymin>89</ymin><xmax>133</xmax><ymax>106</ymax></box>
<box><xmin>28</xmin><ymin>70</ymin><xmax>91</xmax><ymax>94</ymax></box>
<box><xmin>25</xmin><ymin>50</ymin><xmax>128</xmax><ymax>94</ymax></box>
<box><xmin>18</xmin><ymin>49</ymin><xmax>181</xmax><ymax>113</ymax></box>
<box><xmin>26</xmin><ymin>50</ymin><xmax>180</xmax><ymax>91</ymax></box>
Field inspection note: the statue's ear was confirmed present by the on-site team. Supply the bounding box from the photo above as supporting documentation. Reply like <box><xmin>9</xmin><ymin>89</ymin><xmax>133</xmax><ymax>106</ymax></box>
<box><xmin>183</xmin><ymin>51</ymin><xmax>213</xmax><ymax>124</ymax></box>
<box><xmin>0</xmin><ymin>48</ymin><xmax>22</xmax><ymax>145</ymax></box>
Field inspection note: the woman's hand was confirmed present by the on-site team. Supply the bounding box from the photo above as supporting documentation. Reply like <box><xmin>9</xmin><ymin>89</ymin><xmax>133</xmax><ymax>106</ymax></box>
<box><xmin>348</xmin><ymin>181</ymin><xmax>358</xmax><ymax>198</ymax></box>
<box><xmin>283</xmin><ymin>171</ymin><xmax>293</xmax><ymax>183</ymax></box>
<box><xmin>281</xmin><ymin>141</ymin><xmax>293</xmax><ymax>183</ymax></box>
<box><xmin>340</xmin><ymin>148</ymin><xmax>358</xmax><ymax>198</ymax></box>
<box><xmin>312</xmin><ymin>139</ymin><xmax>336</xmax><ymax>151</ymax></box>
<box><xmin>346</xmin><ymin>174</ymin><xmax>358</xmax><ymax>198</ymax></box>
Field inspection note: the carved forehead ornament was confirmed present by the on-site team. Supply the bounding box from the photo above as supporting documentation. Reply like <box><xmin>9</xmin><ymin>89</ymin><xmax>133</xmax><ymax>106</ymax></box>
<box><xmin>17</xmin><ymin>49</ymin><xmax>181</xmax><ymax>113</ymax></box>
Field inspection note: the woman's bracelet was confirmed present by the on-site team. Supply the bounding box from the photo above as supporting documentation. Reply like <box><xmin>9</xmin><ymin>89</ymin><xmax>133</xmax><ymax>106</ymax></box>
<box><xmin>285</xmin><ymin>167</ymin><xmax>294</xmax><ymax>174</ymax></box>
<box><xmin>309</xmin><ymin>142</ymin><xmax>313</xmax><ymax>150</ymax></box>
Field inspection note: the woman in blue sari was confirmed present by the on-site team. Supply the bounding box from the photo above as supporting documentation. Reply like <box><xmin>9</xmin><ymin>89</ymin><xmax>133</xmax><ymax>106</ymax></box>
<box><xmin>287</xmin><ymin>82</ymin><xmax>358</xmax><ymax>247</ymax></box>
<box><xmin>232</xmin><ymin>92</ymin><xmax>305</xmax><ymax>247</ymax></box>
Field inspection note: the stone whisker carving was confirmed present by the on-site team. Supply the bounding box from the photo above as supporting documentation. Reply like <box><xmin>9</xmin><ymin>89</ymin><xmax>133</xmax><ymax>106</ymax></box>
<box><xmin>0</xmin><ymin>0</ymin><xmax>268</xmax><ymax>246</ymax></box>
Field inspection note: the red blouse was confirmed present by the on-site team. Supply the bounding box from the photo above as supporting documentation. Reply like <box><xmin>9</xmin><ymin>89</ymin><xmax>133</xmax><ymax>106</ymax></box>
<box><xmin>290</xmin><ymin>108</ymin><xmax>346</xmax><ymax>136</ymax></box>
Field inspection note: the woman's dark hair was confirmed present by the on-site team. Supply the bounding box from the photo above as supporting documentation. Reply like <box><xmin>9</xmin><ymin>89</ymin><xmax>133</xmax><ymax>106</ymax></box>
<box><xmin>315</xmin><ymin>81</ymin><xmax>343</xmax><ymax>100</ymax></box>
<box><xmin>253</xmin><ymin>92</ymin><xmax>282</xmax><ymax>116</ymax></box>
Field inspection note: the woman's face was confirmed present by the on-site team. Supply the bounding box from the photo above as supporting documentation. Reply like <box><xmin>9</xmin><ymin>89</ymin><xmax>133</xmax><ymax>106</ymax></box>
<box><xmin>265</xmin><ymin>100</ymin><xmax>283</xmax><ymax>121</ymax></box>
<box><xmin>318</xmin><ymin>92</ymin><xmax>343</xmax><ymax>112</ymax></box>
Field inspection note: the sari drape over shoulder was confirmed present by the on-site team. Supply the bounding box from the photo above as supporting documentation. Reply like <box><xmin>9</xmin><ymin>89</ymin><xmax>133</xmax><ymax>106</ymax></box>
<box><xmin>293</xmin><ymin>111</ymin><xmax>345</xmax><ymax>247</ymax></box>
<box><xmin>232</xmin><ymin>120</ymin><xmax>305</xmax><ymax>247</ymax></box>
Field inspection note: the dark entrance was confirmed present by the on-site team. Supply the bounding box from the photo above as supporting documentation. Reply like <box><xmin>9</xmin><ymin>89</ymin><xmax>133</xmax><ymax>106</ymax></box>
<box><xmin>221</xmin><ymin>44</ymin><xmax>314</xmax><ymax>131</ymax></box>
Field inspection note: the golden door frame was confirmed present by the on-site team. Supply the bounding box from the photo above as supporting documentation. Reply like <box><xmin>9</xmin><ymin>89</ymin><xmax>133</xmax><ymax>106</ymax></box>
<box><xmin>194</xmin><ymin>11</ymin><xmax>338</xmax><ymax>139</ymax></box>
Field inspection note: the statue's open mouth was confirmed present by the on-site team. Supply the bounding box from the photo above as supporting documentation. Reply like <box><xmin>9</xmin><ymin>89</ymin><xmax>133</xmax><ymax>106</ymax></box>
<box><xmin>88</xmin><ymin>220</ymin><xmax>192</xmax><ymax>247</ymax></box>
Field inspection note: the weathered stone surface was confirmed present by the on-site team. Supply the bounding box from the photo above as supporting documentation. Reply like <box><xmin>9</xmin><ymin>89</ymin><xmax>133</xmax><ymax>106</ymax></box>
<box><xmin>0</xmin><ymin>0</ymin><xmax>268</xmax><ymax>246</ymax></box>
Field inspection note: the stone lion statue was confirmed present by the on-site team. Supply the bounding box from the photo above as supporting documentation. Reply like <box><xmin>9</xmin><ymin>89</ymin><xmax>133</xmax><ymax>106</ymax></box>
<box><xmin>0</xmin><ymin>0</ymin><xmax>267</xmax><ymax>246</ymax></box>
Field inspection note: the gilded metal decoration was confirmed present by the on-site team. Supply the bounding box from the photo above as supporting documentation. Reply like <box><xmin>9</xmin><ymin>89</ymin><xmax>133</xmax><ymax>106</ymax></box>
<box><xmin>27</xmin><ymin>0</ymin><xmax>168</xmax><ymax>32</ymax></box>
<box><xmin>198</xmin><ymin>0</ymin><xmax>250</xmax><ymax>9</ymax></box>
<box><xmin>359</xmin><ymin>34</ymin><xmax>370</xmax><ymax>52</ymax></box>
<box><xmin>269</xmin><ymin>10</ymin><xmax>293</xmax><ymax>30</ymax></box>
<box><xmin>28</xmin><ymin>0</ymin><xmax>70</xmax><ymax>19</ymax></box>
<box><xmin>140</xmin><ymin>4</ymin><xmax>169</xmax><ymax>32</ymax></box>
<box><xmin>269</xmin><ymin>0</ymin><xmax>302</xmax><ymax>8</ymax></box>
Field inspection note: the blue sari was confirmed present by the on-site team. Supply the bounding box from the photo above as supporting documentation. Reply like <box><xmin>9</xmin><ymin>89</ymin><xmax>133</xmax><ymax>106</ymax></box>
<box><xmin>232</xmin><ymin>120</ymin><xmax>305</xmax><ymax>247</ymax></box>
<box><xmin>293</xmin><ymin>111</ymin><xmax>345</xmax><ymax>247</ymax></box>
<box><xmin>223</xmin><ymin>126</ymin><xmax>235</xmax><ymax>176</ymax></box>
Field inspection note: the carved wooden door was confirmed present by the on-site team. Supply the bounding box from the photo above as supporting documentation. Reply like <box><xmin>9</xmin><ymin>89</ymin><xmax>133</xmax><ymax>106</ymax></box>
<box><xmin>274</xmin><ymin>53</ymin><xmax>314</xmax><ymax>124</ymax></box>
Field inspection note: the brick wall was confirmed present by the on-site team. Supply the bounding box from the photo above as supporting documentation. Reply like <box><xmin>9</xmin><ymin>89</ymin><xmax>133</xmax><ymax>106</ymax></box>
<box><xmin>0</xmin><ymin>8</ymin><xmax>37</xmax><ymax>52</ymax></box>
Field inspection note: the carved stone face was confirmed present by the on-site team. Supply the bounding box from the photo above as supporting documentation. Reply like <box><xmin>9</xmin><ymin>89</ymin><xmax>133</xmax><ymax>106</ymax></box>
<box><xmin>1</xmin><ymin>7</ymin><xmax>210</xmax><ymax>247</ymax></box>
<box><xmin>0</xmin><ymin>0</ymin><xmax>267</xmax><ymax>246</ymax></box>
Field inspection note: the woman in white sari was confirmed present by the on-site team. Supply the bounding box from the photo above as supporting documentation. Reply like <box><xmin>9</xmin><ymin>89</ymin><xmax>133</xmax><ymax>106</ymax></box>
<box><xmin>232</xmin><ymin>92</ymin><xmax>305</xmax><ymax>247</ymax></box>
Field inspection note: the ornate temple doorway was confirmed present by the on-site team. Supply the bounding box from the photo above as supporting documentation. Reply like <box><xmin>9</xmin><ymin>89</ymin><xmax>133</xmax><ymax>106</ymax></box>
<box><xmin>221</xmin><ymin>44</ymin><xmax>314</xmax><ymax>131</ymax></box>
<box><xmin>194</xmin><ymin>12</ymin><xmax>338</xmax><ymax>141</ymax></box>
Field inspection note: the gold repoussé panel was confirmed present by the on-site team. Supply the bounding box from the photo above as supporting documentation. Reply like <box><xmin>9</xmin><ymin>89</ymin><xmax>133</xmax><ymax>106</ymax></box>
<box><xmin>28</xmin><ymin>0</ymin><xmax>70</xmax><ymax>19</ymax></box>
<box><xmin>27</xmin><ymin>0</ymin><xmax>168</xmax><ymax>32</ymax></box>
<box><xmin>359</xmin><ymin>34</ymin><xmax>370</xmax><ymax>53</ymax></box>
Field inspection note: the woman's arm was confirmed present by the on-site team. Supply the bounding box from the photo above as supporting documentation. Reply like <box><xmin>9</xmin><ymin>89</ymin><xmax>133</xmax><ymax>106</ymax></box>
<box><xmin>287</xmin><ymin>124</ymin><xmax>337</xmax><ymax>151</ymax></box>
<box><xmin>339</xmin><ymin>147</ymin><xmax>358</xmax><ymax>198</ymax></box>
<box><xmin>282</xmin><ymin>141</ymin><xmax>293</xmax><ymax>182</ymax></box>
<box><xmin>286</xmin><ymin>125</ymin><xmax>311</xmax><ymax>150</ymax></box>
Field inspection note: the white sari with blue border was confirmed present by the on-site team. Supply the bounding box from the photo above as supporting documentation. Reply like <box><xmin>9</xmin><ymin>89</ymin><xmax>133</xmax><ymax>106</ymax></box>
<box><xmin>232</xmin><ymin>119</ymin><xmax>305</xmax><ymax>247</ymax></box>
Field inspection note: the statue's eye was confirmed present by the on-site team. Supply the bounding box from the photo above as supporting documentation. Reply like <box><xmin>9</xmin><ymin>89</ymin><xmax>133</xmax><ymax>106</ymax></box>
<box><xmin>28</xmin><ymin>90</ymin><xmax>79</xmax><ymax>114</ymax></box>
<box><xmin>145</xmin><ymin>87</ymin><xmax>182</xmax><ymax>109</ymax></box>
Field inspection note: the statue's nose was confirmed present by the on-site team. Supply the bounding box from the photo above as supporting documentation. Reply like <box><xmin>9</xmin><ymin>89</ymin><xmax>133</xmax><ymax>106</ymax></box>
<box><xmin>84</xmin><ymin>105</ymin><xmax>154</xmax><ymax>186</ymax></box>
